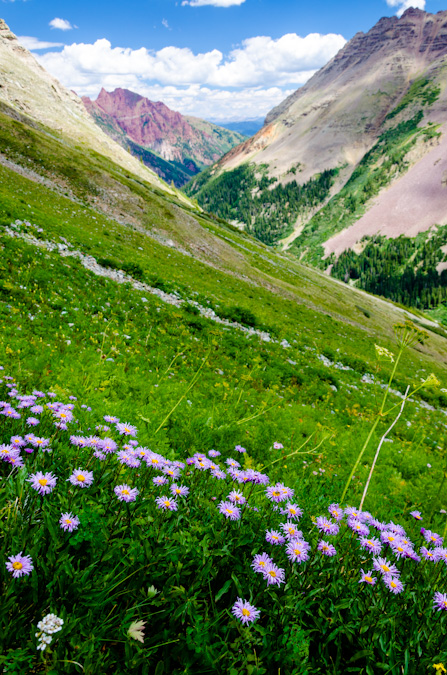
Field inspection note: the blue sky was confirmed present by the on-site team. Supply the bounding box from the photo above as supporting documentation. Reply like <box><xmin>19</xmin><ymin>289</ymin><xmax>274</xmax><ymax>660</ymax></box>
<box><xmin>2</xmin><ymin>0</ymin><xmax>446</xmax><ymax>121</ymax></box>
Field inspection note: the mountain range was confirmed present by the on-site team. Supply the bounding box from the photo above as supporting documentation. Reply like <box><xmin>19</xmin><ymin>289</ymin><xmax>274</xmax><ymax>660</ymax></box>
<box><xmin>186</xmin><ymin>7</ymin><xmax>447</xmax><ymax>307</ymax></box>
<box><xmin>82</xmin><ymin>88</ymin><xmax>245</xmax><ymax>187</ymax></box>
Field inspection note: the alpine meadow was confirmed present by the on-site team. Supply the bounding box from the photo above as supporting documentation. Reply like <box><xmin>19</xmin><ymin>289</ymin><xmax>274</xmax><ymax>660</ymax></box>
<box><xmin>1</xmin><ymin>6</ymin><xmax>447</xmax><ymax>675</ymax></box>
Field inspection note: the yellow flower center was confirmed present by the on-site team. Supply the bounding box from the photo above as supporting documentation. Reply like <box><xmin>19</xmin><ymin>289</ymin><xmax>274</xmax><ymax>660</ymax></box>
<box><xmin>152</xmin><ymin>459</ymin><xmax>159</xmax><ymax>464</ymax></box>
<box><xmin>272</xmin><ymin>490</ymin><xmax>280</xmax><ymax>496</ymax></box>
<box><xmin>225</xmin><ymin>509</ymin><xmax>233</xmax><ymax>514</ymax></box>
<box><xmin>77</xmin><ymin>475</ymin><xmax>85</xmax><ymax>482</ymax></box>
<box><xmin>60</xmin><ymin>413</ymin><xmax>67</xmax><ymax>418</ymax></box>
<box><xmin>122</xmin><ymin>490</ymin><xmax>129</xmax><ymax>495</ymax></box>
<box><xmin>36</xmin><ymin>440</ymin><xmax>43</xmax><ymax>444</ymax></box>
<box><xmin>431</xmin><ymin>536</ymin><xmax>437</xmax><ymax>541</ymax></box>
<box><xmin>391</xmin><ymin>581</ymin><xmax>397</xmax><ymax>588</ymax></box>
<box><xmin>259</xmin><ymin>561</ymin><xmax>266</xmax><ymax>567</ymax></box>
<box><xmin>164</xmin><ymin>501</ymin><xmax>170</xmax><ymax>507</ymax></box>
<box><xmin>269</xmin><ymin>570</ymin><xmax>277</xmax><ymax>577</ymax></box>
<box><xmin>290</xmin><ymin>508</ymin><xmax>296</xmax><ymax>514</ymax></box>
<box><xmin>381</xmin><ymin>565</ymin><xmax>390</xmax><ymax>572</ymax></box>
<box><xmin>175</xmin><ymin>489</ymin><xmax>181</xmax><ymax>494</ymax></box>
<box><xmin>38</xmin><ymin>478</ymin><xmax>48</xmax><ymax>486</ymax></box>
<box><xmin>242</xmin><ymin>608</ymin><xmax>250</xmax><ymax>616</ymax></box>
<box><xmin>365</xmin><ymin>576</ymin><xmax>373</xmax><ymax>583</ymax></box>
<box><xmin>294</xmin><ymin>549</ymin><xmax>301</xmax><ymax>555</ymax></box>
<box><xmin>65</xmin><ymin>519</ymin><xmax>72</xmax><ymax>525</ymax></box>
<box><xmin>12</xmin><ymin>561</ymin><xmax>23</xmax><ymax>570</ymax></box>
<box><xmin>124</xmin><ymin>428</ymin><xmax>130</xmax><ymax>433</ymax></box>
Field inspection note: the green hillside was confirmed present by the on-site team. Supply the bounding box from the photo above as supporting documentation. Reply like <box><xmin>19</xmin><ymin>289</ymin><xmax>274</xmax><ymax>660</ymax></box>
<box><xmin>1</xmin><ymin>99</ymin><xmax>447</xmax><ymax>673</ymax></box>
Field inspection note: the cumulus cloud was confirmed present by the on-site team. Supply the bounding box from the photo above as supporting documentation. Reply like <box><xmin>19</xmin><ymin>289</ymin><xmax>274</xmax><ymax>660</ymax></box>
<box><xmin>17</xmin><ymin>36</ymin><xmax>64</xmax><ymax>50</ymax></box>
<box><xmin>182</xmin><ymin>0</ymin><xmax>246</xmax><ymax>6</ymax></box>
<box><xmin>33</xmin><ymin>30</ymin><xmax>345</xmax><ymax>119</ymax></box>
<box><xmin>385</xmin><ymin>0</ymin><xmax>425</xmax><ymax>17</ymax></box>
<box><xmin>49</xmin><ymin>18</ymin><xmax>74</xmax><ymax>31</ymax></box>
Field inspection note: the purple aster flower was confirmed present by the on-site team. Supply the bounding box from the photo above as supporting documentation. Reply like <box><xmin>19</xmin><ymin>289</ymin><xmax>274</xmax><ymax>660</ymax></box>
<box><xmin>0</xmin><ymin>444</ymin><xmax>15</xmax><ymax>460</ymax></box>
<box><xmin>8</xmin><ymin>455</ymin><xmax>24</xmax><ymax>469</ymax></box>
<box><xmin>153</xmin><ymin>476</ymin><xmax>168</xmax><ymax>486</ymax></box>
<box><xmin>163</xmin><ymin>466</ymin><xmax>181</xmax><ymax>480</ymax></box>
<box><xmin>218</xmin><ymin>501</ymin><xmax>241</xmax><ymax>520</ymax></box>
<box><xmin>273</xmin><ymin>442</ymin><xmax>284</xmax><ymax>449</ymax></box>
<box><xmin>372</xmin><ymin>518</ymin><xmax>387</xmax><ymax>531</ymax></box>
<box><xmin>54</xmin><ymin>409</ymin><xmax>73</xmax><ymax>423</ymax></box>
<box><xmin>68</xmin><ymin>469</ymin><xmax>93</xmax><ymax>488</ymax></box>
<box><xmin>345</xmin><ymin>507</ymin><xmax>361</xmax><ymax>519</ymax></box>
<box><xmin>266</xmin><ymin>529</ymin><xmax>285</xmax><ymax>545</ymax></box>
<box><xmin>59</xmin><ymin>512</ymin><xmax>80</xmax><ymax>532</ymax></box>
<box><xmin>116</xmin><ymin>422</ymin><xmax>137</xmax><ymax>437</ymax></box>
<box><xmin>285</xmin><ymin>540</ymin><xmax>310</xmax><ymax>564</ymax></box>
<box><xmin>26</xmin><ymin>417</ymin><xmax>40</xmax><ymax>426</ymax></box>
<box><xmin>280</xmin><ymin>522</ymin><xmax>302</xmax><ymax>541</ymax></box>
<box><xmin>359</xmin><ymin>536</ymin><xmax>382</xmax><ymax>555</ymax></box>
<box><xmin>93</xmin><ymin>450</ymin><xmax>106</xmax><ymax>461</ymax></box>
<box><xmin>232</xmin><ymin>598</ymin><xmax>260</xmax><ymax>624</ymax></box>
<box><xmin>348</xmin><ymin>517</ymin><xmax>369</xmax><ymax>536</ymax></box>
<box><xmin>316</xmin><ymin>516</ymin><xmax>339</xmax><ymax>536</ymax></box>
<box><xmin>146</xmin><ymin>452</ymin><xmax>165</xmax><ymax>468</ymax></box>
<box><xmin>28</xmin><ymin>471</ymin><xmax>58</xmax><ymax>495</ymax></box>
<box><xmin>266</xmin><ymin>484</ymin><xmax>289</xmax><ymax>503</ymax></box>
<box><xmin>114</xmin><ymin>484</ymin><xmax>139</xmax><ymax>502</ymax></box>
<box><xmin>228</xmin><ymin>490</ymin><xmax>246</xmax><ymax>505</ymax></box>
<box><xmin>234</xmin><ymin>445</ymin><xmax>246</xmax><ymax>453</ymax></box>
<box><xmin>104</xmin><ymin>415</ymin><xmax>119</xmax><ymax>423</ymax></box>
<box><xmin>391</xmin><ymin>540</ymin><xmax>412</xmax><ymax>560</ymax></box>
<box><xmin>281</xmin><ymin>502</ymin><xmax>303</xmax><ymax>521</ymax></box>
<box><xmin>373</xmin><ymin>557</ymin><xmax>400</xmax><ymax>577</ymax></box>
<box><xmin>117</xmin><ymin>451</ymin><xmax>140</xmax><ymax>468</ymax></box>
<box><xmin>381</xmin><ymin>530</ymin><xmax>400</xmax><ymax>546</ymax></box>
<box><xmin>30</xmin><ymin>437</ymin><xmax>50</xmax><ymax>450</ymax></box>
<box><xmin>211</xmin><ymin>469</ymin><xmax>227</xmax><ymax>480</ymax></box>
<box><xmin>387</xmin><ymin>521</ymin><xmax>406</xmax><ymax>536</ymax></box>
<box><xmin>225</xmin><ymin>458</ymin><xmax>241</xmax><ymax>468</ymax></box>
<box><xmin>359</xmin><ymin>569</ymin><xmax>376</xmax><ymax>585</ymax></box>
<box><xmin>30</xmin><ymin>405</ymin><xmax>44</xmax><ymax>414</ymax></box>
<box><xmin>69</xmin><ymin>396</ymin><xmax>77</xmax><ymax>401</ymax></box>
<box><xmin>5</xmin><ymin>552</ymin><xmax>34</xmax><ymax>578</ymax></box>
<box><xmin>328</xmin><ymin>503</ymin><xmax>344</xmax><ymax>521</ymax></box>
<box><xmin>155</xmin><ymin>496</ymin><xmax>178</xmax><ymax>511</ymax></box>
<box><xmin>420</xmin><ymin>546</ymin><xmax>437</xmax><ymax>562</ymax></box>
<box><xmin>10</xmin><ymin>436</ymin><xmax>25</xmax><ymax>447</ymax></box>
<box><xmin>435</xmin><ymin>548</ymin><xmax>447</xmax><ymax>564</ymax></box>
<box><xmin>318</xmin><ymin>540</ymin><xmax>337</xmax><ymax>557</ymax></box>
<box><xmin>433</xmin><ymin>592</ymin><xmax>447</xmax><ymax>611</ymax></box>
<box><xmin>423</xmin><ymin>530</ymin><xmax>444</xmax><ymax>547</ymax></box>
<box><xmin>263</xmin><ymin>561</ymin><xmax>285</xmax><ymax>586</ymax></box>
<box><xmin>251</xmin><ymin>552</ymin><xmax>273</xmax><ymax>573</ymax></box>
<box><xmin>410</xmin><ymin>510</ymin><xmax>423</xmax><ymax>521</ymax></box>
<box><xmin>208</xmin><ymin>450</ymin><xmax>221</xmax><ymax>457</ymax></box>
<box><xmin>383</xmin><ymin>575</ymin><xmax>404</xmax><ymax>594</ymax></box>
<box><xmin>3</xmin><ymin>408</ymin><xmax>21</xmax><ymax>419</ymax></box>
<box><xmin>194</xmin><ymin>457</ymin><xmax>212</xmax><ymax>471</ymax></box>
<box><xmin>170</xmin><ymin>484</ymin><xmax>190</xmax><ymax>498</ymax></box>
<box><xmin>359</xmin><ymin>511</ymin><xmax>373</xmax><ymax>524</ymax></box>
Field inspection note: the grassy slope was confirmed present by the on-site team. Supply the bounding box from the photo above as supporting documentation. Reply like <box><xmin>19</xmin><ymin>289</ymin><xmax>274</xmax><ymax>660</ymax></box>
<box><xmin>0</xmin><ymin>100</ymin><xmax>447</xmax><ymax>518</ymax></box>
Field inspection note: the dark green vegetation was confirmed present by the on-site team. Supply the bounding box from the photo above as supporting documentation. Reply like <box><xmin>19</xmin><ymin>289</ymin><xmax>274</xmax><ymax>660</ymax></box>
<box><xmin>331</xmin><ymin>228</ymin><xmax>447</xmax><ymax>308</ymax></box>
<box><xmin>291</xmin><ymin>113</ymin><xmax>439</xmax><ymax>265</ymax></box>
<box><xmin>185</xmin><ymin>164</ymin><xmax>337</xmax><ymax>244</ymax></box>
<box><xmin>386</xmin><ymin>77</ymin><xmax>441</xmax><ymax>120</ymax></box>
<box><xmin>1</xmin><ymin>99</ymin><xmax>447</xmax><ymax>674</ymax></box>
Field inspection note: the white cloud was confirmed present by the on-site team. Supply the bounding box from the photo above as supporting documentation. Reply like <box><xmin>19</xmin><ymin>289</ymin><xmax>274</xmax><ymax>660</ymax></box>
<box><xmin>182</xmin><ymin>0</ymin><xmax>245</xmax><ymax>6</ymax></box>
<box><xmin>385</xmin><ymin>0</ymin><xmax>425</xmax><ymax>17</ymax></box>
<box><xmin>34</xmin><ymin>31</ymin><xmax>345</xmax><ymax>120</ymax></box>
<box><xmin>17</xmin><ymin>36</ymin><xmax>64</xmax><ymax>50</ymax></box>
<box><xmin>49</xmin><ymin>18</ymin><xmax>74</xmax><ymax>31</ymax></box>
<box><xmin>162</xmin><ymin>18</ymin><xmax>170</xmax><ymax>29</ymax></box>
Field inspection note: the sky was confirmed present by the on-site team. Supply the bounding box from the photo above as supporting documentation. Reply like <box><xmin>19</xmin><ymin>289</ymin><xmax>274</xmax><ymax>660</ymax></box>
<box><xmin>1</xmin><ymin>0</ymin><xmax>446</xmax><ymax>122</ymax></box>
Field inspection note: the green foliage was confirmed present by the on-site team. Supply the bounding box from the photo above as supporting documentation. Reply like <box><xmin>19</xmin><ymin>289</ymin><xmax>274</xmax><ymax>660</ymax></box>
<box><xmin>386</xmin><ymin>77</ymin><xmax>441</xmax><ymax>120</ymax></box>
<box><xmin>185</xmin><ymin>163</ymin><xmax>338</xmax><ymax>245</ymax></box>
<box><xmin>331</xmin><ymin>228</ymin><xmax>447</xmax><ymax>309</ymax></box>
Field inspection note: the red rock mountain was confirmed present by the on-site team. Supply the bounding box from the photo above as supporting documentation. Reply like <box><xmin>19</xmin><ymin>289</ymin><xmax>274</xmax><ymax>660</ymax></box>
<box><xmin>82</xmin><ymin>88</ymin><xmax>245</xmax><ymax>187</ymax></box>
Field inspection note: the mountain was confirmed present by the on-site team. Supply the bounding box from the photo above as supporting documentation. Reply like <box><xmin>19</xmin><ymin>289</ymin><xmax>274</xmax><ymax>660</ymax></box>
<box><xmin>211</xmin><ymin>118</ymin><xmax>264</xmax><ymax>137</ymax></box>
<box><xmin>186</xmin><ymin>8</ymin><xmax>447</xmax><ymax>278</ymax></box>
<box><xmin>82</xmin><ymin>88</ymin><xmax>245</xmax><ymax>187</ymax></box>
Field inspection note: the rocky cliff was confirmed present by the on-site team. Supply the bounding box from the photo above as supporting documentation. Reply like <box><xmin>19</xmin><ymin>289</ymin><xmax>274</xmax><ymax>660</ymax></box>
<box><xmin>82</xmin><ymin>88</ymin><xmax>245</xmax><ymax>187</ymax></box>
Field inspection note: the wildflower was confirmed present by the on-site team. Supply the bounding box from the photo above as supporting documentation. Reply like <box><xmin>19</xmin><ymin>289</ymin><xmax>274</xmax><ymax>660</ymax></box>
<box><xmin>266</xmin><ymin>529</ymin><xmax>285</xmax><ymax>545</ymax></box>
<box><xmin>349</xmin><ymin>518</ymin><xmax>369</xmax><ymax>536</ymax></box>
<box><xmin>26</xmin><ymin>417</ymin><xmax>40</xmax><ymax>426</ymax></box>
<box><xmin>280</xmin><ymin>521</ymin><xmax>302</xmax><ymax>540</ymax></box>
<box><xmin>59</xmin><ymin>513</ymin><xmax>80</xmax><ymax>532</ymax></box>
<box><xmin>114</xmin><ymin>484</ymin><xmax>139</xmax><ymax>502</ymax></box>
<box><xmin>433</xmin><ymin>664</ymin><xmax>447</xmax><ymax>673</ymax></box>
<box><xmin>30</xmin><ymin>405</ymin><xmax>44</xmax><ymax>414</ymax></box>
<box><xmin>68</xmin><ymin>469</ymin><xmax>93</xmax><ymax>488</ymax></box>
<box><xmin>156</xmin><ymin>496</ymin><xmax>178</xmax><ymax>511</ymax></box>
<box><xmin>375</xmin><ymin>344</ymin><xmax>395</xmax><ymax>362</ymax></box>
<box><xmin>423</xmin><ymin>530</ymin><xmax>444</xmax><ymax>547</ymax></box>
<box><xmin>421</xmin><ymin>546</ymin><xmax>437</xmax><ymax>562</ymax></box>
<box><xmin>153</xmin><ymin>476</ymin><xmax>168</xmax><ymax>486</ymax></box>
<box><xmin>211</xmin><ymin>469</ymin><xmax>227</xmax><ymax>480</ymax></box>
<box><xmin>433</xmin><ymin>592</ymin><xmax>447</xmax><ymax>611</ymax></box>
<box><xmin>208</xmin><ymin>450</ymin><xmax>221</xmax><ymax>457</ymax></box>
<box><xmin>163</xmin><ymin>466</ymin><xmax>181</xmax><ymax>480</ymax></box>
<box><xmin>383</xmin><ymin>575</ymin><xmax>404</xmax><ymax>594</ymax></box>
<box><xmin>10</xmin><ymin>436</ymin><xmax>25</xmax><ymax>447</ymax></box>
<box><xmin>170</xmin><ymin>484</ymin><xmax>189</xmax><ymax>498</ymax></box>
<box><xmin>28</xmin><ymin>471</ymin><xmax>58</xmax><ymax>495</ymax></box>
<box><xmin>410</xmin><ymin>510</ymin><xmax>423</xmax><ymax>521</ymax></box>
<box><xmin>285</xmin><ymin>540</ymin><xmax>310</xmax><ymax>564</ymax></box>
<box><xmin>328</xmin><ymin>503</ymin><xmax>344</xmax><ymax>521</ymax></box>
<box><xmin>218</xmin><ymin>500</ymin><xmax>241</xmax><ymax>520</ymax></box>
<box><xmin>128</xmin><ymin>620</ymin><xmax>146</xmax><ymax>643</ymax></box>
<box><xmin>37</xmin><ymin>613</ymin><xmax>64</xmax><ymax>634</ymax></box>
<box><xmin>345</xmin><ymin>507</ymin><xmax>361</xmax><ymax>519</ymax></box>
<box><xmin>435</xmin><ymin>548</ymin><xmax>447</xmax><ymax>564</ymax></box>
<box><xmin>273</xmin><ymin>442</ymin><xmax>284</xmax><ymax>449</ymax></box>
<box><xmin>117</xmin><ymin>451</ymin><xmax>140</xmax><ymax>468</ymax></box>
<box><xmin>228</xmin><ymin>490</ymin><xmax>246</xmax><ymax>505</ymax></box>
<box><xmin>359</xmin><ymin>569</ymin><xmax>376</xmax><ymax>585</ymax></box>
<box><xmin>266</xmin><ymin>484</ymin><xmax>289</xmax><ymax>503</ymax></box>
<box><xmin>251</xmin><ymin>552</ymin><xmax>272</xmax><ymax>573</ymax></box>
<box><xmin>387</xmin><ymin>521</ymin><xmax>406</xmax><ymax>536</ymax></box>
<box><xmin>5</xmin><ymin>552</ymin><xmax>34</xmax><ymax>578</ymax></box>
<box><xmin>234</xmin><ymin>445</ymin><xmax>246</xmax><ymax>453</ymax></box>
<box><xmin>8</xmin><ymin>455</ymin><xmax>24</xmax><ymax>469</ymax></box>
<box><xmin>225</xmin><ymin>458</ymin><xmax>241</xmax><ymax>468</ymax></box>
<box><xmin>373</xmin><ymin>557</ymin><xmax>400</xmax><ymax>577</ymax></box>
<box><xmin>318</xmin><ymin>540</ymin><xmax>337</xmax><ymax>557</ymax></box>
<box><xmin>232</xmin><ymin>598</ymin><xmax>260</xmax><ymax>624</ymax></box>
<box><xmin>29</xmin><ymin>436</ymin><xmax>50</xmax><ymax>450</ymax></box>
<box><xmin>104</xmin><ymin>415</ymin><xmax>119</xmax><ymax>423</ymax></box>
<box><xmin>263</xmin><ymin>561</ymin><xmax>285</xmax><ymax>586</ymax></box>
<box><xmin>116</xmin><ymin>422</ymin><xmax>137</xmax><ymax>437</ymax></box>
<box><xmin>316</xmin><ymin>516</ymin><xmax>339</xmax><ymax>536</ymax></box>
<box><xmin>381</xmin><ymin>530</ymin><xmax>399</xmax><ymax>545</ymax></box>
<box><xmin>360</xmin><ymin>536</ymin><xmax>382</xmax><ymax>555</ymax></box>
<box><xmin>422</xmin><ymin>373</ymin><xmax>440</xmax><ymax>388</ymax></box>
<box><xmin>281</xmin><ymin>502</ymin><xmax>303</xmax><ymax>521</ymax></box>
